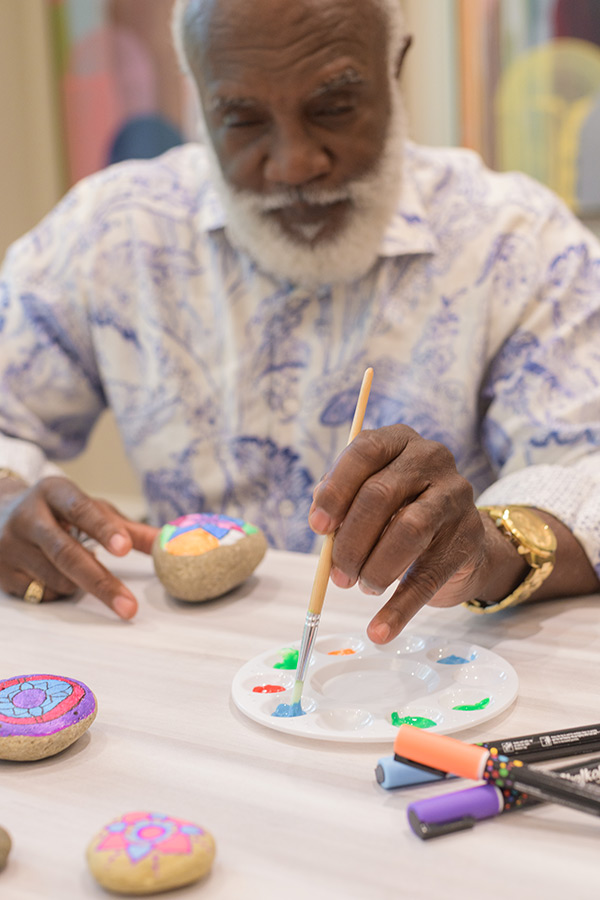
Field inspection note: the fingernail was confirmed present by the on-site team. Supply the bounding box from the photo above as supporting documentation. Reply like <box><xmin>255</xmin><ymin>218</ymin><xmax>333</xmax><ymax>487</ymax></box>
<box><xmin>359</xmin><ymin>579</ymin><xmax>383</xmax><ymax>596</ymax></box>
<box><xmin>113</xmin><ymin>595</ymin><xmax>137</xmax><ymax>619</ymax></box>
<box><xmin>308</xmin><ymin>507</ymin><xmax>332</xmax><ymax>534</ymax></box>
<box><xmin>331</xmin><ymin>567</ymin><xmax>354</xmax><ymax>589</ymax></box>
<box><xmin>370</xmin><ymin>622</ymin><xmax>391</xmax><ymax>644</ymax></box>
<box><xmin>108</xmin><ymin>534</ymin><xmax>129</xmax><ymax>554</ymax></box>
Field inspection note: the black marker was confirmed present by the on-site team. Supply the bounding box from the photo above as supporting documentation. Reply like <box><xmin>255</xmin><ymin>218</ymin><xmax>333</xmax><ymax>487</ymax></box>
<box><xmin>396</xmin><ymin>726</ymin><xmax>600</xmax><ymax>828</ymax></box>
<box><xmin>376</xmin><ymin>722</ymin><xmax>600</xmax><ymax>790</ymax></box>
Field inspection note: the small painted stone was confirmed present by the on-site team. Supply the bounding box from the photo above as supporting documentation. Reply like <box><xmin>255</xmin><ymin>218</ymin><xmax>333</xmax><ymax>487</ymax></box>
<box><xmin>86</xmin><ymin>811</ymin><xmax>216</xmax><ymax>895</ymax></box>
<box><xmin>152</xmin><ymin>513</ymin><xmax>268</xmax><ymax>601</ymax></box>
<box><xmin>0</xmin><ymin>826</ymin><xmax>11</xmax><ymax>872</ymax></box>
<box><xmin>0</xmin><ymin>674</ymin><xmax>97</xmax><ymax>761</ymax></box>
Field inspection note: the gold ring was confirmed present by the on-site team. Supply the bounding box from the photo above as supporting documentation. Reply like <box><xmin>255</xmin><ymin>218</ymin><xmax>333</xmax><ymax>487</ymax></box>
<box><xmin>23</xmin><ymin>579</ymin><xmax>45</xmax><ymax>604</ymax></box>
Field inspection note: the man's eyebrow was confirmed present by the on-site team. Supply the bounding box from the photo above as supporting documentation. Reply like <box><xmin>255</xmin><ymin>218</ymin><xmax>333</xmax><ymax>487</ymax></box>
<box><xmin>208</xmin><ymin>96</ymin><xmax>259</xmax><ymax>114</ymax></box>
<box><xmin>309</xmin><ymin>67</ymin><xmax>366</xmax><ymax>98</ymax></box>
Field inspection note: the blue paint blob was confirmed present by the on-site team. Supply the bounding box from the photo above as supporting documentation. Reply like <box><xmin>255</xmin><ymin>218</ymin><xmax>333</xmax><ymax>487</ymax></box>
<box><xmin>272</xmin><ymin>701</ymin><xmax>306</xmax><ymax>718</ymax></box>
<box><xmin>437</xmin><ymin>654</ymin><xmax>472</xmax><ymax>665</ymax></box>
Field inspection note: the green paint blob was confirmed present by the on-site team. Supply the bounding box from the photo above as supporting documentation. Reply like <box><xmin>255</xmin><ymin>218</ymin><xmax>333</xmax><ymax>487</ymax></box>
<box><xmin>390</xmin><ymin>713</ymin><xmax>436</xmax><ymax>729</ymax></box>
<box><xmin>273</xmin><ymin>649</ymin><xmax>299</xmax><ymax>670</ymax></box>
<box><xmin>159</xmin><ymin>524</ymin><xmax>177</xmax><ymax>548</ymax></box>
<box><xmin>242</xmin><ymin>523</ymin><xmax>259</xmax><ymax>535</ymax></box>
<box><xmin>452</xmin><ymin>697</ymin><xmax>490</xmax><ymax>711</ymax></box>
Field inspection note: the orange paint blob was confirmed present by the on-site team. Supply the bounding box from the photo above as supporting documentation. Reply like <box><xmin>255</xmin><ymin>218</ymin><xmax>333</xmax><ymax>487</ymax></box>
<box><xmin>166</xmin><ymin>529</ymin><xmax>219</xmax><ymax>556</ymax></box>
<box><xmin>328</xmin><ymin>648</ymin><xmax>356</xmax><ymax>656</ymax></box>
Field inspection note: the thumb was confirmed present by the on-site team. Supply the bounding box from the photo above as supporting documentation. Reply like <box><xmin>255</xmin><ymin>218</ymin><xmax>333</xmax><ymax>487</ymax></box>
<box><xmin>125</xmin><ymin>521</ymin><xmax>160</xmax><ymax>555</ymax></box>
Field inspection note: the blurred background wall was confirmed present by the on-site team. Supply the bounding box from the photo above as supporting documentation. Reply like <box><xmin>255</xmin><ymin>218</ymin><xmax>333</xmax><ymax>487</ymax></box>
<box><xmin>1</xmin><ymin>0</ymin><xmax>599</xmax><ymax>520</ymax></box>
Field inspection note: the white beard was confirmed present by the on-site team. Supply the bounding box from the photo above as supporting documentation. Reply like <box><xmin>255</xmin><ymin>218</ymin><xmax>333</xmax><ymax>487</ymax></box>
<box><xmin>204</xmin><ymin>94</ymin><xmax>407</xmax><ymax>288</ymax></box>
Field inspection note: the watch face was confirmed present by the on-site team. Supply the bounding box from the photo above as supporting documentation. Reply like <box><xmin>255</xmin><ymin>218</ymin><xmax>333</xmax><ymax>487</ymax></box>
<box><xmin>507</xmin><ymin>508</ymin><xmax>556</xmax><ymax>552</ymax></box>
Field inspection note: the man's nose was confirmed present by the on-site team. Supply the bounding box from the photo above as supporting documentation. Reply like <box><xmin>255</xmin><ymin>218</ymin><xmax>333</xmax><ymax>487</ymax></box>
<box><xmin>263</xmin><ymin>123</ymin><xmax>331</xmax><ymax>187</ymax></box>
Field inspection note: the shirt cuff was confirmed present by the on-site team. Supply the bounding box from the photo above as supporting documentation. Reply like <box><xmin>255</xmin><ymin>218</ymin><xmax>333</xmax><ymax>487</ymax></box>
<box><xmin>0</xmin><ymin>433</ymin><xmax>66</xmax><ymax>484</ymax></box>
<box><xmin>476</xmin><ymin>463</ymin><xmax>600</xmax><ymax>578</ymax></box>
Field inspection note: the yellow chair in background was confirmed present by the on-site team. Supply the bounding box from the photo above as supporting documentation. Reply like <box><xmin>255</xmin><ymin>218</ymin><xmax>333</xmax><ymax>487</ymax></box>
<box><xmin>495</xmin><ymin>38</ymin><xmax>600</xmax><ymax>214</ymax></box>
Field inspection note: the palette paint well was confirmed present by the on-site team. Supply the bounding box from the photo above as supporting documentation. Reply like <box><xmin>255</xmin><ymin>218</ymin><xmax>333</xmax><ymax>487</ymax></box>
<box><xmin>231</xmin><ymin>633</ymin><xmax>519</xmax><ymax>743</ymax></box>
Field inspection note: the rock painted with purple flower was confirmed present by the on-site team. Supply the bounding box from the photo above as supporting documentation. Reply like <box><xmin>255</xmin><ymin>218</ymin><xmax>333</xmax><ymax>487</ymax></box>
<box><xmin>0</xmin><ymin>674</ymin><xmax>97</xmax><ymax>761</ymax></box>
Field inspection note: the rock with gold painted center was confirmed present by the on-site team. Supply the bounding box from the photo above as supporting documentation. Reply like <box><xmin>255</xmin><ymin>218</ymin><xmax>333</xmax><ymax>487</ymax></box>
<box><xmin>0</xmin><ymin>674</ymin><xmax>97</xmax><ymax>761</ymax></box>
<box><xmin>86</xmin><ymin>811</ymin><xmax>216</xmax><ymax>895</ymax></box>
<box><xmin>152</xmin><ymin>513</ymin><xmax>268</xmax><ymax>601</ymax></box>
<box><xmin>0</xmin><ymin>826</ymin><xmax>11</xmax><ymax>872</ymax></box>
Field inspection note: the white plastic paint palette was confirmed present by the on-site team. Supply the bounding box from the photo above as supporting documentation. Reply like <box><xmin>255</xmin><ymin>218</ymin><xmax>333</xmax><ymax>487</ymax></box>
<box><xmin>232</xmin><ymin>633</ymin><xmax>518</xmax><ymax>742</ymax></box>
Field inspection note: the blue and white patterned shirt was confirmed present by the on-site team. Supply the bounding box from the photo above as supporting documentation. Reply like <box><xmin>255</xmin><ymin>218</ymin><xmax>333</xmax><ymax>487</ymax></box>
<box><xmin>1</xmin><ymin>142</ymin><xmax>600</xmax><ymax>572</ymax></box>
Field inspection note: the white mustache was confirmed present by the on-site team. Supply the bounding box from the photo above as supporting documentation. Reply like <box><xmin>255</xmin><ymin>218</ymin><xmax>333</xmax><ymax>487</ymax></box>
<box><xmin>252</xmin><ymin>188</ymin><xmax>353</xmax><ymax>213</ymax></box>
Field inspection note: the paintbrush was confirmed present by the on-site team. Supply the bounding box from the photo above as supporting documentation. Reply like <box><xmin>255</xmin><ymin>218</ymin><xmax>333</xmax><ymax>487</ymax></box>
<box><xmin>277</xmin><ymin>367</ymin><xmax>374</xmax><ymax>718</ymax></box>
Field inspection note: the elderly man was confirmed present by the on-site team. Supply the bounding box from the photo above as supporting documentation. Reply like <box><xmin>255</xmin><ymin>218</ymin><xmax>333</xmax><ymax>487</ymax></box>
<box><xmin>0</xmin><ymin>0</ymin><xmax>599</xmax><ymax>641</ymax></box>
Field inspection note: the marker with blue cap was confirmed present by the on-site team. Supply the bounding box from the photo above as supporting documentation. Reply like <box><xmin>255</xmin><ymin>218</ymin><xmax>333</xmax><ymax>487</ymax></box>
<box><xmin>375</xmin><ymin>721</ymin><xmax>600</xmax><ymax>790</ymax></box>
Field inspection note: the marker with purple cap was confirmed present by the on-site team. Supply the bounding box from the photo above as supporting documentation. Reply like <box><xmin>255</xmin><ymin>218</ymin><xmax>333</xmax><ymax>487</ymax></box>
<box><xmin>272</xmin><ymin>367</ymin><xmax>374</xmax><ymax>720</ymax></box>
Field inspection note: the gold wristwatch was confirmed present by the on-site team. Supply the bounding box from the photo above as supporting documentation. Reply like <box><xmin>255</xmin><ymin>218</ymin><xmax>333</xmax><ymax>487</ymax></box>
<box><xmin>463</xmin><ymin>505</ymin><xmax>557</xmax><ymax>614</ymax></box>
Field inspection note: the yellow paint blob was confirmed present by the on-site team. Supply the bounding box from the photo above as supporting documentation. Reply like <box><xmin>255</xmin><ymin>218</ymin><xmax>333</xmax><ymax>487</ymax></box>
<box><xmin>166</xmin><ymin>530</ymin><xmax>220</xmax><ymax>556</ymax></box>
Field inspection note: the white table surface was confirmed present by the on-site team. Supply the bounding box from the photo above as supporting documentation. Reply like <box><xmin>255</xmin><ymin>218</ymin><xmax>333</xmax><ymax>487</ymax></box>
<box><xmin>1</xmin><ymin>547</ymin><xmax>599</xmax><ymax>900</ymax></box>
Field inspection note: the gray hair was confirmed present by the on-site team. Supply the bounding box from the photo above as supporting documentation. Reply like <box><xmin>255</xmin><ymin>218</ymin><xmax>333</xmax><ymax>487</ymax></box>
<box><xmin>171</xmin><ymin>0</ymin><xmax>407</xmax><ymax>84</ymax></box>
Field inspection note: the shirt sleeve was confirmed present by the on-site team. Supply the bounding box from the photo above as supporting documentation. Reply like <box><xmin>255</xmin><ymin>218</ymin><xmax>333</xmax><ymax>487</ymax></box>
<box><xmin>0</xmin><ymin>178</ymin><xmax>108</xmax><ymax>477</ymax></box>
<box><xmin>0</xmin><ymin>434</ymin><xmax>66</xmax><ymax>483</ymax></box>
<box><xmin>476</xmin><ymin>188</ymin><xmax>600</xmax><ymax>578</ymax></box>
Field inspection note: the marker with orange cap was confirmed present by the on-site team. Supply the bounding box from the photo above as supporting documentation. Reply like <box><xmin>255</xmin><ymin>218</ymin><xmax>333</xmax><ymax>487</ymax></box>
<box><xmin>376</xmin><ymin>720</ymin><xmax>600</xmax><ymax>789</ymax></box>
<box><xmin>394</xmin><ymin>724</ymin><xmax>600</xmax><ymax>820</ymax></box>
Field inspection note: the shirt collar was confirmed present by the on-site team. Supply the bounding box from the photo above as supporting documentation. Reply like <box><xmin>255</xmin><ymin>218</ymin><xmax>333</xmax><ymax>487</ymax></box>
<box><xmin>198</xmin><ymin>141</ymin><xmax>438</xmax><ymax>259</ymax></box>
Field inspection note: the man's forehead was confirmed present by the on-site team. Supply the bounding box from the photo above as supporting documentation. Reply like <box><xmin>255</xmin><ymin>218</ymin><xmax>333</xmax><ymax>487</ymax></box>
<box><xmin>191</xmin><ymin>0</ymin><xmax>387</xmax><ymax>99</ymax></box>
<box><xmin>189</xmin><ymin>0</ymin><xmax>386</xmax><ymax>62</ymax></box>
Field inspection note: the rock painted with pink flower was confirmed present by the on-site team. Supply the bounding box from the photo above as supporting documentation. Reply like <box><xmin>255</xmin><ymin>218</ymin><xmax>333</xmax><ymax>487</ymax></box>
<box><xmin>86</xmin><ymin>811</ymin><xmax>216</xmax><ymax>895</ymax></box>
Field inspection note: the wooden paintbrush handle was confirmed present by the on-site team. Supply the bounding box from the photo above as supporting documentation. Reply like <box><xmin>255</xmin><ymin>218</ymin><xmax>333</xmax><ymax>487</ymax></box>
<box><xmin>308</xmin><ymin>367</ymin><xmax>373</xmax><ymax>615</ymax></box>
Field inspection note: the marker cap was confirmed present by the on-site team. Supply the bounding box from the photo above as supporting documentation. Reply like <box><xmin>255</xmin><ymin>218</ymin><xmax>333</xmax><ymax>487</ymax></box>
<box><xmin>375</xmin><ymin>756</ymin><xmax>455</xmax><ymax>790</ymax></box>
<box><xmin>407</xmin><ymin>784</ymin><xmax>503</xmax><ymax>840</ymax></box>
<box><xmin>394</xmin><ymin>724</ymin><xmax>488</xmax><ymax>780</ymax></box>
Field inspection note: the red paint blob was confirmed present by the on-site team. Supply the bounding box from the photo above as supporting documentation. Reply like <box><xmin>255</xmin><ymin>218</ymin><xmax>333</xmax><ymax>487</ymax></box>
<box><xmin>252</xmin><ymin>684</ymin><xmax>286</xmax><ymax>693</ymax></box>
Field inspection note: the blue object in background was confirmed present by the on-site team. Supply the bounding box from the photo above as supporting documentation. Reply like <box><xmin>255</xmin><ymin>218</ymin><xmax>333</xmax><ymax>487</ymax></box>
<box><xmin>108</xmin><ymin>114</ymin><xmax>183</xmax><ymax>165</ymax></box>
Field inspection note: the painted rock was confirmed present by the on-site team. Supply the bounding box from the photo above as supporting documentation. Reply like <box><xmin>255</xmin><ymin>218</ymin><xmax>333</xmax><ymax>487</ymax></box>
<box><xmin>152</xmin><ymin>513</ymin><xmax>268</xmax><ymax>601</ymax></box>
<box><xmin>0</xmin><ymin>826</ymin><xmax>11</xmax><ymax>871</ymax></box>
<box><xmin>86</xmin><ymin>811</ymin><xmax>216</xmax><ymax>895</ymax></box>
<box><xmin>0</xmin><ymin>674</ymin><xmax>97</xmax><ymax>761</ymax></box>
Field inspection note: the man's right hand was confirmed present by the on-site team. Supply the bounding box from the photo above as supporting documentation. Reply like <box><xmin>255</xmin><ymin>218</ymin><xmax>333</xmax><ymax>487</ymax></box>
<box><xmin>0</xmin><ymin>475</ymin><xmax>158</xmax><ymax>618</ymax></box>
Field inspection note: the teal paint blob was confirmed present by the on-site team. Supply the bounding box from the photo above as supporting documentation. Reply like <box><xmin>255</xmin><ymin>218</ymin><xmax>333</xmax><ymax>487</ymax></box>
<box><xmin>273</xmin><ymin>649</ymin><xmax>299</xmax><ymax>670</ymax></box>
<box><xmin>437</xmin><ymin>654</ymin><xmax>473</xmax><ymax>665</ymax></box>
<box><xmin>390</xmin><ymin>713</ymin><xmax>436</xmax><ymax>729</ymax></box>
<box><xmin>453</xmin><ymin>697</ymin><xmax>490</xmax><ymax>711</ymax></box>
<box><xmin>272</xmin><ymin>701</ymin><xmax>305</xmax><ymax>718</ymax></box>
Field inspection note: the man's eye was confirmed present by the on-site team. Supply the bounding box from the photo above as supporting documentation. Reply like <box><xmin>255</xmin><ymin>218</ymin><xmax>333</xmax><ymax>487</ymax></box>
<box><xmin>222</xmin><ymin>113</ymin><xmax>263</xmax><ymax>128</ymax></box>
<box><xmin>313</xmin><ymin>104</ymin><xmax>355</xmax><ymax>119</ymax></box>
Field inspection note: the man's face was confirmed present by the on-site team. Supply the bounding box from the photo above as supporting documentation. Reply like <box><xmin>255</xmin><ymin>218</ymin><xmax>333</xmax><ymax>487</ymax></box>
<box><xmin>190</xmin><ymin>0</ymin><xmax>404</xmax><ymax>285</ymax></box>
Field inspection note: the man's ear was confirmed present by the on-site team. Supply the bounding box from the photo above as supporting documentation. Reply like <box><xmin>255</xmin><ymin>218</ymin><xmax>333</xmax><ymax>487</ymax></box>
<box><xmin>395</xmin><ymin>35</ymin><xmax>413</xmax><ymax>79</ymax></box>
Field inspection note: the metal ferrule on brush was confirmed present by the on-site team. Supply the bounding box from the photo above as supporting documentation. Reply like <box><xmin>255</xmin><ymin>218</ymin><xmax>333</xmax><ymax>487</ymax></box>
<box><xmin>295</xmin><ymin>612</ymin><xmax>321</xmax><ymax>683</ymax></box>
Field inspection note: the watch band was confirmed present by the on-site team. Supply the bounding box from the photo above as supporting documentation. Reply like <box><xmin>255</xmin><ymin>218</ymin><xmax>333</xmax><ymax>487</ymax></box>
<box><xmin>463</xmin><ymin>505</ymin><xmax>557</xmax><ymax>615</ymax></box>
